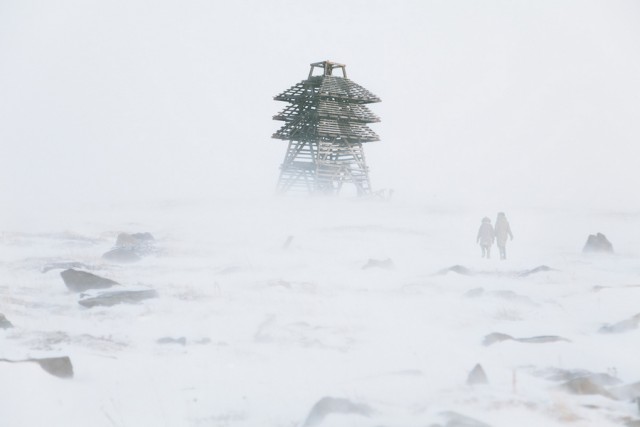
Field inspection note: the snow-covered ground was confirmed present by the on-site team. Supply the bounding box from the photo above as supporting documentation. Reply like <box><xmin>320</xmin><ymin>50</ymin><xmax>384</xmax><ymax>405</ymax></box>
<box><xmin>2</xmin><ymin>196</ymin><xmax>640</xmax><ymax>426</ymax></box>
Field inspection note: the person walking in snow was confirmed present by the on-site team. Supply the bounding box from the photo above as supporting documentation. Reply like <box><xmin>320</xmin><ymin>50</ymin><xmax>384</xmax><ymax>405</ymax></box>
<box><xmin>494</xmin><ymin>212</ymin><xmax>513</xmax><ymax>260</ymax></box>
<box><xmin>476</xmin><ymin>217</ymin><xmax>495</xmax><ymax>259</ymax></box>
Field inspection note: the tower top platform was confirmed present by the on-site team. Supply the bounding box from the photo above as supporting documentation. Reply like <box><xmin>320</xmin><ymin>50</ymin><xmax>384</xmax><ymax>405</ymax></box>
<box><xmin>309</xmin><ymin>61</ymin><xmax>347</xmax><ymax>78</ymax></box>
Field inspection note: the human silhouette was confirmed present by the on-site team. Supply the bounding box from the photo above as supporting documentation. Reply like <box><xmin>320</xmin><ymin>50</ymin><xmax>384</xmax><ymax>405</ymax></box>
<box><xmin>494</xmin><ymin>212</ymin><xmax>513</xmax><ymax>260</ymax></box>
<box><xmin>476</xmin><ymin>217</ymin><xmax>495</xmax><ymax>259</ymax></box>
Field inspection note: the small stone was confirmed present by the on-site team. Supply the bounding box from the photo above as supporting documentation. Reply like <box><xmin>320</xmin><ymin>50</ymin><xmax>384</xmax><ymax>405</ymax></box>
<box><xmin>583</xmin><ymin>233</ymin><xmax>614</xmax><ymax>254</ymax></box>
<box><xmin>78</xmin><ymin>288</ymin><xmax>158</xmax><ymax>308</ymax></box>
<box><xmin>467</xmin><ymin>363</ymin><xmax>489</xmax><ymax>385</ymax></box>
<box><xmin>519</xmin><ymin>265</ymin><xmax>556</xmax><ymax>277</ymax></box>
<box><xmin>0</xmin><ymin>314</ymin><xmax>13</xmax><ymax>329</ymax></box>
<box><xmin>482</xmin><ymin>332</ymin><xmax>513</xmax><ymax>346</ymax></box>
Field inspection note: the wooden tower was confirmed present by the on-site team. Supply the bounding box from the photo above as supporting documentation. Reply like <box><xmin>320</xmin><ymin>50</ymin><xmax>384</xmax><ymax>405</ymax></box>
<box><xmin>272</xmin><ymin>61</ymin><xmax>381</xmax><ymax>195</ymax></box>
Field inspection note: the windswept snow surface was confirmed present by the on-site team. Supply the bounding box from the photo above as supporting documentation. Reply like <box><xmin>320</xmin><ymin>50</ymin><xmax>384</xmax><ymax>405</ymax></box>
<box><xmin>1</xmin><ymin>197</ymin><xmax>640</xmax><ymax>426</ymax></box>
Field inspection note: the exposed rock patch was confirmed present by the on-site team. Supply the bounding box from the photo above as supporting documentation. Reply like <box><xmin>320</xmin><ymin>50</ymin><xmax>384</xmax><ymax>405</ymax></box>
<box><xmin>583</xmin><ymin>232</ymin><xmax>614</xmax><ymax>254</ymax></box>
<box><xmin>519</xmin><ymin>265</ymin><xmax>556</xmax><ymax>277</ymax></box>
<box><xmin>466</xmin><ymin>364</ymin><xmax>488</xmax><ymax>385</ymax></box>
<box><xmin>60</xmin><ymin>269</ymin><xmax>119</xmax><ymax>293</ymax></box>
<box><xmin>0</xmin><ymin>314</ymin><xmax>13</xmax><ymax>329</ymax></box>
<box><xmin>483</xmin><ymin>332</ymin><xmax>570</xmax><ymax>346</ymax></box>
<box><xmin>78</xmin><ymin>287</ymin><xmax>158</xmax><ymax>308</ymax></box>
<box><xmin>0</xmin><ymin>356</ymin><xmax>74</xmax><ymax>379</ymax></box>
<box><xmin>102</xmin><ymin>232</ymin><xmax>155</xmax><ymax>263</ymax></box>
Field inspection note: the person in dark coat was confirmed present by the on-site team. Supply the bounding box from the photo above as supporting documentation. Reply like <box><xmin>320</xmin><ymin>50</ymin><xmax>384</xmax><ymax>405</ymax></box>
<box><xmin>494</xmin><ymin>212</ymin><xmax>513</xmax><ymax>260</ymax></box>
<box><xmin>476</xmin><ymin>217</ymin><xmax>495</xmax><ymax>258</ymax></box>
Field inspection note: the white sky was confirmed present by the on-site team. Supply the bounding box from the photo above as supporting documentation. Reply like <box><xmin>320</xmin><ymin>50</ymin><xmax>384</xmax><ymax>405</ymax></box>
<box><xmin>1</xmin><ymin>0</ymin><xmax>639</xmax><ymax>212</ymax></box>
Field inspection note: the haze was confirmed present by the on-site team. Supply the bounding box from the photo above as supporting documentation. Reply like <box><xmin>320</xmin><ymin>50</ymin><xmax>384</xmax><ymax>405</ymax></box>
<box><xmin>1</xmin><ymin>0</ymin><xmax>639</xmax><ymax>217</ymax></box>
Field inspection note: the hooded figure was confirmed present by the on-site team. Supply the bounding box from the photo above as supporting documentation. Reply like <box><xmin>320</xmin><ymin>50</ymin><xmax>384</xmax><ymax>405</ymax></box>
<box><xmin>476</xmin><ymin>217</ymin><xmax>495</xmax><ymax>258</ymax></box>
<box><xmin>494</xmin><ymin>212</ymin><xmax>513</xmax><ymax>260</ymax></box>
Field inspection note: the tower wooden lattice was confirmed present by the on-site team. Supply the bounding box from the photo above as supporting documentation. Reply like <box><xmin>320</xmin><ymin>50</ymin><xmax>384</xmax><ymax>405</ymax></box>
<box><xmin>272</xmin><ymin>61</ymin><xmax>381</xmax><ymax>195</ymax></box>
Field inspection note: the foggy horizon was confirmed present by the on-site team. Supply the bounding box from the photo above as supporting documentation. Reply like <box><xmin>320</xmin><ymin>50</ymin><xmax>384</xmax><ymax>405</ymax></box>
<box><xmin>2</xmin><ymin>0</ymin><xmax>639</xmax><ymax>214</ymax></box>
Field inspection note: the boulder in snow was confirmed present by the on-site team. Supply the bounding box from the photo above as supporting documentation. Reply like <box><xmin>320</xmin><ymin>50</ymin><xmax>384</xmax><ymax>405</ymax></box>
<box><xmin>157</xmin><ymin>337</ymin><xmax>187</xmax><ymax>346</ymax></box>
<box><xmin>102</xmin><ymin>232</ymin><xmax>155</xmax><ymax>263</ymax></box>
<box><xmin>78</xmin><ymin>287</ymin><xmax>158</xmax><ymax>308</ymax></box>
<box><xmin>583</xmin><ymin>233</ymin><xmax>614</xmax><ymax>254</ymax></box>
<box><xmin>483</xmin><ymin>332</ymin><xmax>570</xmax><ymax>346</ymax></box>
<box><xmin>60</xmin><ymin>269</ymin><xmax>119</xmax><ymax>293</ymax></box>
<box><xmin>116</xmin><ymin>232</ymin><xmax>154</xmax><ymax>248</ymax></box>
<box><xmin>0</xmin><ymin>314</ymin><xmax>13</xmax><ymax>329</ymax></box>
<box><xmin>0</xmin><ymin>356</ymin><xmax>74</xmax><ymax>379</ymax></box>
<box><xmin>466</xmin><ymin>363</ymin><xmax>489</xmax><ymax>385</ymax></box>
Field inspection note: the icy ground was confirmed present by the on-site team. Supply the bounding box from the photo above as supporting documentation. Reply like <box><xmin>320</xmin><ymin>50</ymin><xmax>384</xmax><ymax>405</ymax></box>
<box><xmin>1</xmin><ymin>197</ymin><xmax>640</xmax><ymax>426</ymax></box>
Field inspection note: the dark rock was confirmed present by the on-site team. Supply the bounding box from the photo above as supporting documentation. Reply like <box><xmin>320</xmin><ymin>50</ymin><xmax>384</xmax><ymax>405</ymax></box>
<box><xmin>102</xmin><ymin>232</ymin><xmax>155</xmax><ymax>263</ymax></box>
<box><xmin>583</xmin><ymin>233</ymin><xmax>614</xmax><ymax>254</ymax></box>
<box><xmin>0</xmin><ymin>356</ymin><xmax>74</xmax><ymax>379</ymax></box>
<box><xmin>0</xmin><ymin>314</ymin><xmax>13</xmax><ymax>329</ymax></box>
<box><xmin>60</xmin><ymin>269</ymin><xmax>119</xmax><ymax>293</ymax></box>
<box><xmin>33</xmin><ymin>356</ymin><xmax>74</xmax><ymax>378</ymax></box>
<box><xmin>78</xmin><ymin>288</ymin><xmax>158</xmax><ymax>308</ymax></box>
<box><xmin>362</xmin><ymin>258</ymin><xmax>395</xmax><ymax>270</ymax></box>
<box><xmin>600</xmin><ymin>313</ymin><xmax>640</xmax><ymax>334</ymax></box>
<box><xmin>102</xmin><ymin>247</ymin><xmax>142</xmax><ymax>263</ymax></box>
<box><xmin>482</xmin><ymin>332</ymin><xmax>514</xmax><ymax>346</ymax></box>
<box><xmin>483</xmin><ymin>332</ymin><xmax>570</xmax><ymax>346</ymax></box>
<box><xmin>467</xmin><ymin>363</ymin><xmax>488</xmax><ymax>385</ymax></box>
<box><xmin>157</xmin><ymin>337</ymin><xmax>187</xmax><ymax>346</ymax></box>
<box><xmin>302</xmin><ymin>397</ymin><xmax>373</xmax><ymax>426</ymax></box>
